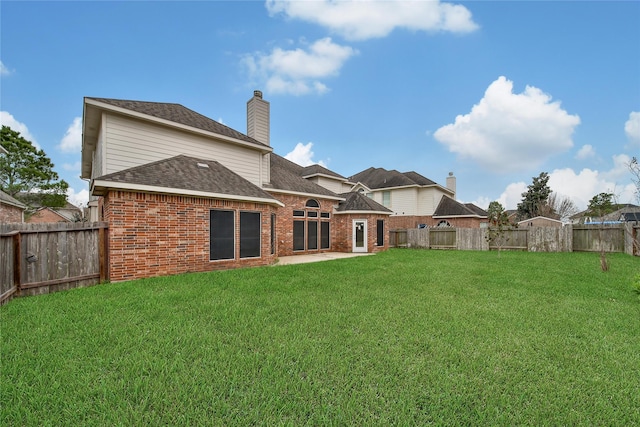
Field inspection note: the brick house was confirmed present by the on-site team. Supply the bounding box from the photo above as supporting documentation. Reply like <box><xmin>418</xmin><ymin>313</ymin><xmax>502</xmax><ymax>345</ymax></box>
<box><xmin>0</xmin><ymin>190</ymin><xmax>26</xmax><ymax>223</ymax></box>
<box><xmin>82</xmin><ymin>92</ymin><xmax>392</xmax><ymax>282</ymax></box>
<box><xmin>347</xmin><ymin>167</ymin><xmax>487</xmax><ymax>229</ymax></box>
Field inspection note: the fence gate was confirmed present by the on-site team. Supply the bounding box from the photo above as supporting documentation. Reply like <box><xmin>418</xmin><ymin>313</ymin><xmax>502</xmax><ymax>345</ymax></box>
<box><xmin>0</xmin><ymin>222</ymin><xmax>108</xmax><ymax>304</ymax></box>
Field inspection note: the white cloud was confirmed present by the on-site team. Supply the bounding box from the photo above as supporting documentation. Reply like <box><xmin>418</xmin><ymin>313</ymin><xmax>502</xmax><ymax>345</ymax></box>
<box><xmin>62</xmin><ymin>161</ymin><xmax>82</xmax><ymax>172</ymax></box>
<box><xmin>266</xmin><ymin>0</ymin><xmax>479</xmax><ymax>41</ymax></box>
<box><xmin>624</xmin><ymin>111</ymin><xmax>640</xmax><ymax>144</ymax></box>
<box><xmin>284</xmin><ymin>142</ymin><xmax>327</xmax><ymax>167</ymax></box>
<box><xmin>58</xmin><ymin>117</ymin><xmax>82</xmax><ymax>152</ymax></box>
<box><xmin>242</xmin><ymin>37</ymin><xmax>357</xmax><ymax>95</ymax></box>
<box><xmin>67</xmin><ymin>187</ymin><xmax>89</xmax><ymax>208</ymax></box>
<box><xmin>490</xmin><ymin>154</ymin><xmax>637</xmax><ymax>211</ymax></box>
<box><xmin>575</xmin><ymin>144</ymin><xmax>595</xmax><ymax>160</ymax></box>
<box><xmin>434</xmin><ymin>76</ymin><xmax>581</xmax><ymax>173</ymax></box>
<box><xmin>0</xmin><ymin>61</ymin><xmax>11</xmax><ymax>76</ymax></box>
<box><xmin>0</xmin><ymin>111</ymin><xmax>39</xmax><ymax>148</ymax></box>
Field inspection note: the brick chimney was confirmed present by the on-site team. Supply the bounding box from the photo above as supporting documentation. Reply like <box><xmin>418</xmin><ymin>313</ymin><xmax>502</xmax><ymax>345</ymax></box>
<box><xmin>446</xmin><ymin>172</ymin><xmax>456</xmax><ymax>198</ymax></box>
<box><xmin>247</xmin><ymin>90</ymin><xmax>270</xmax><ymax>146</ymax></box>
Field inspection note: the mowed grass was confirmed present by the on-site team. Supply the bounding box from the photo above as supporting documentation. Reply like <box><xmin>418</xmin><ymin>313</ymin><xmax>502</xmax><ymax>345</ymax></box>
<box><xmin>1</xmin><ymin>250</ymin><xmax>639</xmax><ymax>425</ymax></box>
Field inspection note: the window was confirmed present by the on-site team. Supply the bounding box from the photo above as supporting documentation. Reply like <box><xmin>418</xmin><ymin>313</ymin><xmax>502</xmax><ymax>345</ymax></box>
<box><xmin>382</xmin><ymin>191</ymin><xmax>391</xmax><ymax>207</ymax></box>
<box><xmin>305</xmin><ymin>199</ymin><xmax>320</xmax><ymax>208</ymax></box>
<box><xmin>321</xmin><ymin>212</ymin><xmax>330</xmax><ymax>218</ymax></box>
<box><xmin>240</xmin><ymin>212</ymin><xmax>260</xmax><ymax>258</ymax></box>
<box><xmin>437</xmin><ymin>220</ymin><xmax>451</xmax><ymax>227</ymax></box>
<box><xmin>307</xmin><ymin>211</ymin><xmax>318</xmax><ymax>218</ymax></box>
<box><xmin>376</xmin><ymin>219</ymin><xmax>384</xmax><ymax>246</ymax></box>
<box><xmin>321</xmin><ymin>221</ymin><xmax>330</xmax><ymax>249</ymax></box>
<box><xmin>307</xmin><ymin>221</ymin><xmax>318</xmax><ymax>250</ymax></box>
<box><xmin>293</xmin><ymin>210</ymin><xmax>305</xmax><ymax>217</ymax></box>
<box><xmin>210</xmin><ymin>210</ymin><xmax>235</xmax><ymax>260</ymax></box>
<box><xmin>293</xmin><ymin>220</ymin><xmax>305</xmax><ymax>251</ymax></box>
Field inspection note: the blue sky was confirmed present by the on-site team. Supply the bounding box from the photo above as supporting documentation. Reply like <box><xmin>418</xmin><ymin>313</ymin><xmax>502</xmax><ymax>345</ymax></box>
<box><xmin>1</xmin><ymin>0</ymin><xmax>639</xmax><ymax>211</ymax></box>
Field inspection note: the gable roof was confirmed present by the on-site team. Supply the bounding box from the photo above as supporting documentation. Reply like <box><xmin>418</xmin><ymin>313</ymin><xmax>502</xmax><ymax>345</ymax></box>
<box><xmin>82</xmin><ymin>97</ymin><xmax>272</xmax><ymax>179</ymax></box>
<box><xmin>335</xmin><ymin>192</ymin><xmax>392</xmax><ymax>214</ymax></box>
<box><xmin>0</xmin><ymin>190</ymin><xmax>27</xmax><ymax>210</ymax></box>
<box><xmin>267</xmin><ymin>154</ymin><xmax>344</xmax><ymax>200</ymax></box>
<box><xmin>301</xmin><ymin>164</ymin><xmax>346</xmax><ymax>180</ymax></box>
<box><xmin>348</xmin><ymin>167</ymin><xmax>448</xmax><ymax>192</ymax></box>
<box><xmin>92</xmin><ymin>155</ymin><xmax>282</xmax><ymax>206</ymax></box>
<box><xmin>433</xmin><ymin>195</ymin><xmax>488</xmax><ymax>218</ymax></box>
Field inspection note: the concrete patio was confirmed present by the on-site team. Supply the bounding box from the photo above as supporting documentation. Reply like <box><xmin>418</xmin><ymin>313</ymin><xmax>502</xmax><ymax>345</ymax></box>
<box><xmin>274</xmin><ymin>252</ymin><xmax>375</xmax><ymax>265</ymax></box>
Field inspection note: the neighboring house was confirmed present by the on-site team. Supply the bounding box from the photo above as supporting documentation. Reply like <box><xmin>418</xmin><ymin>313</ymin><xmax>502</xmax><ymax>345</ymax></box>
<box><xmin>82</xmin><ymin>92</ymin><xmax>392</xmax><ymax>282</ymax></box>
<box><xmin>432</xmin><ymin>195</ymin><xmax>489</xmax><ymax>228</ymax></box>
<box><xmin>517</xmin><ymin>216</ymin><xmax>563</xmax><ymax>228</ymax></box>
<box><xmin>570</xmin><ymin>204</ymin><xmax>640</xmax><ymax>224</ymax></box>
<box><xmin>26</xmin><ymin>202</ymin><xmax>83</xmax><ymax>223</ymax></box>
<box><xmin>0</xmin><ymin>190</ymin><xmax>26</xmax><ymax>223</ymax></box>
<box><xmin>345</xmin><ymin>168</ymin><xmax>475</xmax><ymax>229</ymax></box>
<box><xmin>619</xmin><ymin>211</ymin><xmax>640</xmax><ymax>224</ymax></box>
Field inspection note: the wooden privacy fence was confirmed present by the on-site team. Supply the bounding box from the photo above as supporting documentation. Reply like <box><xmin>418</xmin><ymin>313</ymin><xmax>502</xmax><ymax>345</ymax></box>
<box><xmin>0</xmin><ymin>222</ymin><xmax>108</xmax><ymax>304</ymax></box>
<box><xmin>391</xmin><ymin>224</ymin><xmax>639</xmax><ymax>255</ymax></box>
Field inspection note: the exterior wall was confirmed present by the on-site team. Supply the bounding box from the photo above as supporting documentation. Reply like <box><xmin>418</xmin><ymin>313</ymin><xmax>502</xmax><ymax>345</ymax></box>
<box><xmin>27</xmin><ymin>208</ymin><xmax>70</xmax><ymax>223</ymax></box>
<box><xmin>308</xmin><ymin>176</ymin><xmax>345</xmax><ymax>194</ymax></box>
<box><xmin>389</xmin><ymin>215</ymin><xmax>487</xmax><ymax>229</ymax></box>
<box><xmin>0</xmin><ymin>203</ymin><xmax>24</xmax><ymax>223</ymax></box>
<box><xmin>519</xmin><ymin>217</ymin><xmax>563</xmax><ymax>228</ymax></box>
<box><xmin>333</xmin><ymin>213</ymin><xmax>390</xmax><ymax>253</ymax></box>
<box><xmin>101</xmin><ymin>114</ymin><xmax>265</xmax><ymax>186</ymax></box>
<box><xmin>417</xmin><ymin>189</ymin><xmax>447</xmax><ymax>216</ymax></box>
<box><xmin>387</xmin><ymin>187</ymin><xmax>417</xmax><ymax>215</ymax></box>
<box><xmin>102</xmin><ymin>190</ymin><xmax>277</xmax><ymax>282</ymax></box>
<box><xmin>270</xmin><ymin>193</ymin><xmax>338</xmax><ymax>257</ymax></box>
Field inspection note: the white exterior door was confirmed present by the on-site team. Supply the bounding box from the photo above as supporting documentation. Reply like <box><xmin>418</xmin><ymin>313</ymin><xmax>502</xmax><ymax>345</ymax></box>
<box><xmin>352</xmin><ymin>220</ymin><xmax>367</xmax><ymax>253</ymax></box>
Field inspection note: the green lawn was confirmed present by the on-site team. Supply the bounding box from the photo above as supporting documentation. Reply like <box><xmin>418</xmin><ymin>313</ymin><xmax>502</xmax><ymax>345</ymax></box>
<box><xmin>2</xmin><ymin>250</ymin><xmax>639</xmax><ymax>425</ymax></box>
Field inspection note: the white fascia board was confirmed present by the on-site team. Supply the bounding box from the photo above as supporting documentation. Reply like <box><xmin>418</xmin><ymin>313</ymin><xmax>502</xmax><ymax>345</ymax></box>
<box><xmin>265</xmin><ymin>188</ymin><xmax>345</xmax><ymax>201</ymax></box>
<box><xmin>301</xmin><ymin>173</ymin><xmax>347</xmax><ymax>181</ymax></box>
<box><xmin>370</xmin><ymin>184</ymin><xmax>420</xmax><ymax>192</ymax></box>
<box><xmin>85</xmin><ymin>98</ymin><xmax>273</xmax><ymax>154</ymax></box>
<box><xmin>334</xmin><ymin>210</ymin><xmax>392</xmax><ymax>215</ymax></box>
<box><xmin>432</xmin><ymin>214</ymin><xmax>483</xmax><ymax>219</ymax></box>
<box><xmin>92</xmin><ymin>180</ymin><xmax>284</xmax><ymax>207</ymax></box>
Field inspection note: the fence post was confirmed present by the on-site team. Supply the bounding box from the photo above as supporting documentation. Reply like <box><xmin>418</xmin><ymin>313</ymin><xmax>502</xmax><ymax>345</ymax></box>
<box><xmin>12</xmin><ymin>232</ymin><xmax>21</xmax><ymax>296</ymax></box>
<box><xmin>98</xmin><ymin>225</ymin><xmax>108</xmax><ymax>283</ymax></box>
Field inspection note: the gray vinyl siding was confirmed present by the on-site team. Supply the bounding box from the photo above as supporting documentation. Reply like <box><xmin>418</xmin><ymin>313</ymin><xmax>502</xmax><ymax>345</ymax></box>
<box><xmin>103</xmin><ymin>114</ymin><xmax>263</xmax><ymax>186</ymax></box>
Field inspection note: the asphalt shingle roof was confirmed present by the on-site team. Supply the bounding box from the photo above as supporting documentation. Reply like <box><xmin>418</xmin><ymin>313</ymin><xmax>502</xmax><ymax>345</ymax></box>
<box><xmin>0</xmin><ymin>190</ymin><xmax>26</xmax><ymax>209</ymax></box>
<box><xmin>268</xmin><ymin>154</ymin><xmax>342</xmax><ymax>198</ymax></box>
<box><xmin>335</xmin><ymin>192</ymin><xmax>392</xmax><ymax>213</ymax></box>
<box><xmin>93</xmin><ymin>155</ymin><xmax>278</xmax><ymax>202</ymax></box>
<box><xmin>434</xmin><ymin>195</ymin><xmax>487</xmax><ymax>217</ymax></box>
<box><xmin>302</xmin><ymin>164</ymin><xmax>346</xmax><ymax>180</ymax></box>
<box><xmin>348</xmin><ymin>167</ymin><xmax>439</xmax><ymax>189</ymax></box>
<box><xmin>87</xmin><ymin>97</ymin><xmax>268</xmax><ymax>149</ymax></box>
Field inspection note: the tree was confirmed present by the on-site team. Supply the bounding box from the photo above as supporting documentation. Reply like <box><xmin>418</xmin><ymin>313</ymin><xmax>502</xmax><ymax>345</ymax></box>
<box><xmin>587</xmin><ymin>192</ymin><xmax>615</xmax><ymax>218</ymax></box>
<box><xmin>0</xmin><ymin>125</ymin><xmax>68</xmax><ymax>211</ymax></box>
<box><xmin>517</xmin><ymin>172</ymin><xmax>552</xmax><ymax>220</ymax></box>
<box><xmin>540</xmin><ymin>192</ymin><xmax>578</xmax><ymax>222</ymax></box>
<box><xmin>485</xmin><ymin>201</ymin><xmax>511</xmax><ymax>255</ymax></box>
<box><xmin>629</xmin><ymin>156</ymin><xmax>639</xmax><ymax>204</ymax></box>
<box><xmin>586</xmin><ymin>192</ymin><xmax>615</xmax><ymax>272</ymax></box>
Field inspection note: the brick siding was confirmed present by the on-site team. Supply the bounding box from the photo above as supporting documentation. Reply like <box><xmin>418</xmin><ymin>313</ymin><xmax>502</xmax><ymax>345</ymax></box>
<box><xmin>0</xmin><ymin>203</ymin><xmax>23</xmax><ymax>223</ymax></box>
<box><xmin>103</xmin><ymin>190</ymin><xmax>278</xmax><ymax>282</ymax></box>
<box><xmin>27</xmin><ymin>208</ymin><xmax>68</xmax><ymax>223</ymax></box>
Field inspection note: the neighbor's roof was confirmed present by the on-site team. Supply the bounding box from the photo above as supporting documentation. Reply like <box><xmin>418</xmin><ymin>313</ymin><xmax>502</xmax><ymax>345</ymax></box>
<box><xmin>434</xmin><ymin>195</ymin><xmax>488</xmax><ymax>218</ymax></box>
<box><xmin>335</xmin><ymin>192</ymin><xmax>392</xmax><ymax>214</ymax></box>
<box><xmin>0</xmin><ymin>190</ymin><xmax>27</xmax><ymax>209</ymax></box>
<box><xmin>348</xmin><ymin>167</ymin><xmax>444</xmax><ymax>191</ymax></box>
<box><xmin>92</xmin><ymin>155</ymin><xmax>283</xmax><ymax>206</ymax></box>
<box><xmin>267</xmin><ymin>154</ymin><xmax>344</xmax><ymax>200</ymax></box>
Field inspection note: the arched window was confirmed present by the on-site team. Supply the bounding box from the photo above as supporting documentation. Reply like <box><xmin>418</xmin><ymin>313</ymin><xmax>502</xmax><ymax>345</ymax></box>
<box><xmin>437</xmin><ymin>220</ymin><xmax>451</xmax><ymax>228</ymax></box>
<box><xmin>305</xmin><ymin>199</ymin><xmax>320</xmax><ymax>208</ymax></box>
